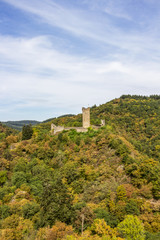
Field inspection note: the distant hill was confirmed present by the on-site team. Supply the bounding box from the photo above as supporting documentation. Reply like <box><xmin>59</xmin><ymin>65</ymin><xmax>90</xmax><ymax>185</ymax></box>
<box><xmin>2</xmin><ymin>115</ymin><xmax>75</xmax><ymax>131</ymax></box>
<box><xmin>2</xmin><ymin>120</ymin><xmax>40</xmax><ymax>131</ymax></box>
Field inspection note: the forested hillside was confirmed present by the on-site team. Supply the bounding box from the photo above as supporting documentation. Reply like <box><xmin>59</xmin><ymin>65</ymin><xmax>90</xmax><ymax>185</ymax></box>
<box><xmin>3</xmin><ymin>120</ymin><xmax>40</xmax><ymax>131</ymax></box>
<box><xmin>0</xmin><ymin>95</ymin><xmax>160</xmax><ymax>240</ymax></box>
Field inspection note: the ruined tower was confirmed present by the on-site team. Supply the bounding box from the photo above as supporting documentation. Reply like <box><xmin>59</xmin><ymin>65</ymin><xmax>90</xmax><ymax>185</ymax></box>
<box><xmin>101</xmin><ymin>119</ymin><xmax>105</xmax><ymax>126</ymax></box>
<box><xmin>82</xmin><ymin>107</ymin><xmax>90</xmax><ymax>128</ymax></box>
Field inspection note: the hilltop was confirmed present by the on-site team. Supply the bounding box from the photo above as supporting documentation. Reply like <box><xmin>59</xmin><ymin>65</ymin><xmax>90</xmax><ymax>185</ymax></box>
<box><xmin>0</xmin><ymin>95</ymin><xmax>159</xmax><ymax>239</ymax></box>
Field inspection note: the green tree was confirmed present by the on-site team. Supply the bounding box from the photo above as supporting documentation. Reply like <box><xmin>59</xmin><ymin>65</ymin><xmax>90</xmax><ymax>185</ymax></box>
<box><xmin>11</xmin><ymin>171</ymin><xmax>27</xmax><ymax>188</ymax></box>
<box><xmin>125</xmin><ymin>199</ymin><xmax>140</xmax><ymax>215</ymax></box>
<box><xmin>41</xmin><ymin>176</ymin><xmax>74</xmax><ymax>226</ymax></box>
<box><xmin>0</xmin><ymin>205</ymin><xmax>11</xmax><ymax>220</ymax></box>
<box><xmin>22</xmin><ymin>124</ymin><xmax>33</xmax><ymax>140</ymax></box>
<box><xmin>152</xmin><ymin>180</ymin><xmax>160</xmax><ymax>199</ymax></box>
<box><xmin>116</xmin><ymin>185</ymin><xmax>127</xmax><ymax>201</ymax></box>
<box><xmin>117</xmin><ymin>215</ymin><xmax>145</xmax><ymax>240</ymax></box>
<box><xmin>22</xmin><ymin>202</ymin><xmax>40</xmax><ymax>219</ymax></box>
<box><xmin>0</xmin><ymin>171</ymin><xmax>7</xmax><ymax>186</ymax></box>
<box><xmin>145</xmin><ymin>232</ymin><xmax>160</xmax><ymax>240</ymax></box>
<box><xmin>94</xmin><ymin>208</ymin><xmax>119</xmax><ymax>228</ymax></box>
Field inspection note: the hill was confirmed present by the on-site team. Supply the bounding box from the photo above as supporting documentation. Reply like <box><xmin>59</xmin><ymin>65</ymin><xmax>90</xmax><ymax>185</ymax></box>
<box><xmin>2</xmin><ymin>120</ymin><xmax>40</xmax><ymax>131</ymax></box>
<box><xmin>0</xmin><ymin>95</ymin><xmax>159</xmax><ymax>240</ymax></box>
<box><xmin>43</xmin><ymin>114</ymin><xmax>75</xmax><ymax>123</ymax></box>
<box><xmin>2</xmin><ymin>116</ymin><xmax>75</xmax><ymax>130</ymax></box>
<box><xmin>0</xmin><ymin>122</ymin><xmax>18</xmax><ymax>136</ymax></box>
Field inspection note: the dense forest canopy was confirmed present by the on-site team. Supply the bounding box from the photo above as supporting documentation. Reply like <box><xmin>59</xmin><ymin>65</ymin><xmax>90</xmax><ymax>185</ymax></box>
<box><xmin>0</xmin><ymin>95</ymin><xmax>160</xmax><ymax>239</ymax></box>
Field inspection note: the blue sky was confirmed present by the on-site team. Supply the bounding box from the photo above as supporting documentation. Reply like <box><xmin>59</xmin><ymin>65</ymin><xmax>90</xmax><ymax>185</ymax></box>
<box><xmin>0</xmin><ymin>0</ymin><xmax>160</xmax><ymax>121</ymax></box>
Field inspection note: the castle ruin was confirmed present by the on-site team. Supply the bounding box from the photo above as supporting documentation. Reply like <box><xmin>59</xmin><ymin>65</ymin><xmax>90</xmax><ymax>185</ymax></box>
<box><xmin>51</xmin><ymin>107</ymin><xmax>105</xmax><ymax>134</ymax></box>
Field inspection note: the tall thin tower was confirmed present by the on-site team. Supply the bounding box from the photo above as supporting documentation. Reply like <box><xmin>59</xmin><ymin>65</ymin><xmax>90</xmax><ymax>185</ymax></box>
<box><xmin>82</xmin><ymin>107</ymin><xmax>90</xmax><ymax>128</ymax></box>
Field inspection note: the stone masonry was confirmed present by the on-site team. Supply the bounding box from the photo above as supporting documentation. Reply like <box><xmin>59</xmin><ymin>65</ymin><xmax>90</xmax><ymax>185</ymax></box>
<box><xmin>51</xmin><ymin>107</ymin><xmax>105</xmax><ymax>134</ymax></box>
<box><xmin>82</xmin><ymin>107</ymin><xmax>90</xmax><ymax>128</ymax></box>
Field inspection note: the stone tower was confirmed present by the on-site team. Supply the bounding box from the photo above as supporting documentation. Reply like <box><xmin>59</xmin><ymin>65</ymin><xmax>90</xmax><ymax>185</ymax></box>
<box><xmin>82</xmin><ymin>107</ymin><xmax>90</xmax><ymax>128</ymax></box>
<box><xmin>101</xmin><ymin>119</ymin><xmax>105</xmax><ymax>126</ymax></box>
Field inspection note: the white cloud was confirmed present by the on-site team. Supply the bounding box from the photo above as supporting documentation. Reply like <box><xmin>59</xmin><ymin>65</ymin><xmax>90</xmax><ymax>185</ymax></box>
<box><xmin>0</xmin><ymin>35</ymin><xmax>160</xmax><ymax>107</ymax></box>
<box><xmin>1</xmin><ymin>0</ymin><xmax>160</xmax><ymax>120</ymax></box>
<box><xmin>3</xmin><ymin>0</ymin><xmax>158</xmax><ymax>54</ymax></box>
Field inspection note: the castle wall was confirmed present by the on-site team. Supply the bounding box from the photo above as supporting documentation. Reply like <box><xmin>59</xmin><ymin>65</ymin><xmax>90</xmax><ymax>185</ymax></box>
<box><xmin>52</xmin><ymin>126</ymin><xmax>88</xmax><ymax>135</ymax></box>
<box><xmin>64</xmin><ymin>127</ymin><xmax>88</xmax><ymax>133</ymax></box>
<box><xmin>53</xmin><ymin>126</ymin><xmax>65</xmax><ymax>134</ymax></box>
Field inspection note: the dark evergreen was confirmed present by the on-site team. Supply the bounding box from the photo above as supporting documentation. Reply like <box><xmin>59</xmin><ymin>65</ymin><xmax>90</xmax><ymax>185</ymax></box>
<box><xmin>22</xmin><ymin>124</ymin><xmax>33</xmax><ymax>140</ymax></box>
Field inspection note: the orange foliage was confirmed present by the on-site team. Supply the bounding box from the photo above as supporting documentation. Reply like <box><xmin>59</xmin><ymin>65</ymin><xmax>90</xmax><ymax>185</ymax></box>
<box><xmin>123</xmin><ymin>184</ymin><xmax>137</xmax><ymax>198</ymax></box>
<box><xmin>46</xmin><ymin>221</ymin><xmax>73</xmax><ymax>240</ymax></box>
<box><xmin>6</xmin><ymin>135</ymin><xmax>18</xmax><ymax>145</ymax></box>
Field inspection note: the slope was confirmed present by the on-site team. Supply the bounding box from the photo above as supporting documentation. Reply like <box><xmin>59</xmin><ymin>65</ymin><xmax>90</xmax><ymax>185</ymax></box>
<box><xmin>0</xmin><ymin>95</ymin><xmax>159</xmax><ymax>239</ymax></box>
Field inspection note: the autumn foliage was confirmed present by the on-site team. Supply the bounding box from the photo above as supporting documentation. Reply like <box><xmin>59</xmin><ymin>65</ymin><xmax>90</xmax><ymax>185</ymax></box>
<box><xmin>0</xmin><ymin>95</ymin><xmax>160</xmax><ymax>239</ymax></box>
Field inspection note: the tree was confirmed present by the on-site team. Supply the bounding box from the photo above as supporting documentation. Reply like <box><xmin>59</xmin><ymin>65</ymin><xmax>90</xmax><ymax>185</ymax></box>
<box><xmin>11</xmin><ymin>171</ymin><xmax>27</xmax><ymax>188</ymax></box>
<box><xmin>41</xmin><ymin>176</ymin><xmax>74</xmax><ymax>226</ymax></box>
<box><xmin>46</xmin><ymin>221</ymin><xmax>73</xmax><ymax>240</ymax></box>
<box><xmin>0</xmin><ymin>205</ymin><xmax>10</xmax><ymax>220</ymax></box>
<box><xmin>116</xmin><ymin>185</ymin><xmax>127</xmax><ymax>201</ymax></box>
<box><xmin>94</xmin><ymin>208</ymin><xmax>119</xmax><ymax>228</ymax></box>
<box><xmin>117</xmin><ymin>215</ymin><xmax>145</xmax><ymax>240</ymax></box>
<box><xmin>74</xmin><ymin>206</ymin><xmax>94</xmax><ymax>233</ymax></box>
<box><xmin>90</xmin><ymin>219</ymin><xmax>118</xmax><ymax>238</ymax></box>
<box><xmin>125</xmin><ymin>199</ymin><xmax>140</xmax><ymax>215</ymax></box>
<box><xmin>0</xmin><ymin>171</ymin><xmax>7</xmax><ymax>186</ymax></box>
<box><xmin>22</xmin><ymin>202</ymin><xmax>40</xmax><ymax>219</ymax></box>
<box><xmin>22</xmin><ymin>124</ymin><xmax>33</xmax><ymax>140</ymax></box>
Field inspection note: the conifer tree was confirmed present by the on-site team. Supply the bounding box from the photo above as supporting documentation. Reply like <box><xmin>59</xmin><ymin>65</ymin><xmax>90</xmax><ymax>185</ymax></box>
<box><xmin>22</xmin><ymin>124</ymin><xmax>33</xmax><ymax>140</ymax></box>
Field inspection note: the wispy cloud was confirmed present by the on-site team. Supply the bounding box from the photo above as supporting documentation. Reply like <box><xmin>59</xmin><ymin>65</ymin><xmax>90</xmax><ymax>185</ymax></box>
<box><xmin>0</xmin><ymin>34</ymin><xmax>160</xmax><ymax>103</ymax></box>
<box><xmin>3</xmin><ymin>0</ymin><xmax>160</xmax><ymax>57</ymax></box>
<box><xmin>0</xmin><ymin>0</ymin><xmax>160</xmax><ymax>120</ymax></box>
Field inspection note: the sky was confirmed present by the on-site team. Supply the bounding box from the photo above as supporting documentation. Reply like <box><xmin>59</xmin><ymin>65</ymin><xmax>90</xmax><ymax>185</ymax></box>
<box><xmin>0</xmin><ymin>0</ymin><xmax>160</xmax><ymax>121</ymax></box>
